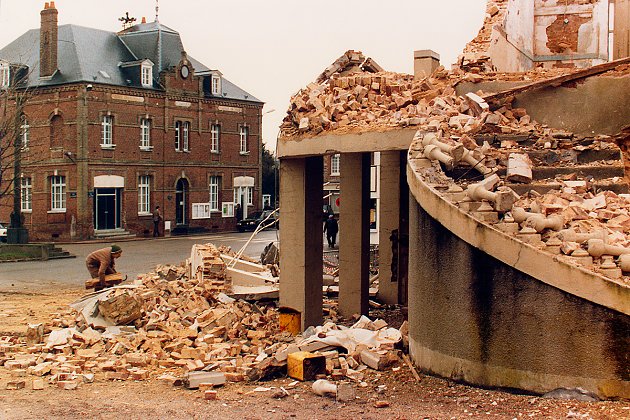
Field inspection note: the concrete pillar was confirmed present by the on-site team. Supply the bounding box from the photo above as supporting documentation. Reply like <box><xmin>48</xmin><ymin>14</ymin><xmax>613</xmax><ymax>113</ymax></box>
<box><xmin>414</xmin><ymin>50</ymin><xmax>440</xmax><ymax>80</ymax></box>
<box><xmin>279</xmin><ymin>156</ymin><xmax>323</xmax><ymax>330</ymax></box>
<box><xmin>614</xmin><ymin>0</ymin><xmax>630</xmax><ymax>60</ymax></box>
<box><xmin>377</xmin><ymin>151</ymin><xmax>400</xmax><ymax>304</ymax></box>
<box><xmin>339</xmin><ymin>152</ymin><xmax>371</xmax><ymax>317</ymax></box>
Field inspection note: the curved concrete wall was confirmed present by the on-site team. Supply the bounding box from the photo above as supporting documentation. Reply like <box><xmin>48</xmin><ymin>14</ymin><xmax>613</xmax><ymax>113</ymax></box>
<box><xmin>407</xmin><ymin>165</ymin><xmax>630</xmax><ymax>399</ymax></box>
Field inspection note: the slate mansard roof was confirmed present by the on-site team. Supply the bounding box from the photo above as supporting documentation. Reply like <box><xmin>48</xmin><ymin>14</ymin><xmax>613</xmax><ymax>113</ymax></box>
<box><xmin>0</xmin><ymin>21</ymin><xmax>261</xmax><ymax>103</ymax></box>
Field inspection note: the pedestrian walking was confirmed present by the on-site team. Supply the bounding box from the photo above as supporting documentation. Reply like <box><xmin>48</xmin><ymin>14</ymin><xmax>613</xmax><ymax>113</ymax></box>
<box><xmin>323</xmin><ymin>214</ymin><xmax>339</xmax><ymax>249</ymax></box>
<box><xmin>153</xmin><ymin>205</ymin><xmax>162</xmax><ymax>237</ymax></box>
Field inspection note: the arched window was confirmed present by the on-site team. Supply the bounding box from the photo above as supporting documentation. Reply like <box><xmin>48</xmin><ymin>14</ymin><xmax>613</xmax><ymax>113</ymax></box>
<box><xmin>50</xmin><ymin>115</ymin><xmax>63</xmax><ymax>148</ymax></box>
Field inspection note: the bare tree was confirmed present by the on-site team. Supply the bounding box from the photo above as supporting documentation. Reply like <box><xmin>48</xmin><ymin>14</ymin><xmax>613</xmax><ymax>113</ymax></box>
<box><xmin>0</xmin><ymin>66</ymin><xmax>35</xmax><ymax>242</ymax></box>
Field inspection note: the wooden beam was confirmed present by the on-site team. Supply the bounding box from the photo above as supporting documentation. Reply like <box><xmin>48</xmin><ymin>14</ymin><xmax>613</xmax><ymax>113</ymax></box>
<box><xmin>483</xmin><ymin>57</ymin><xmax>630</xmax><ymax>104</ymax></box>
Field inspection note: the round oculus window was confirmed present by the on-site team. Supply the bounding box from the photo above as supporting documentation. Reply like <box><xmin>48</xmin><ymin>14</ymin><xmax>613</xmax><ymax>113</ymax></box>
<box><xmin>180</xmin><ymin>65</ymin><xmax>189</xmax><ymax>79</ymax></box>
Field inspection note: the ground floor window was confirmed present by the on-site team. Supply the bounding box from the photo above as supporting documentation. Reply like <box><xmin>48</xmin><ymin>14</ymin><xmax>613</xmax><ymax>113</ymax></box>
<box><xmin>21</xmin><ymin>177</ymin><xmax>32</xmax><ymax>211</ymax></box>
<box><xmin>192</xmin><ymin>203</ymin><xmax>211</xmax><ymax>219</ymax></box>
<box><xmin>209</xmin><ymin>176</ymin><xmax>220</xmax><ymax>211</ymax></box>
<box><xmin>51</xmin><ymin>175</ymin><xmax>66</xmax><ymax>211</ymax></box>
<box><xmin>138</xmin><ymin>175</ymin><xmax>151</xmax><ymax>214</ymax></box>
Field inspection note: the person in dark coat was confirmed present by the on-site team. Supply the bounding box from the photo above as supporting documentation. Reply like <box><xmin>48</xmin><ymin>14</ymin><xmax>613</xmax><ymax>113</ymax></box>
<box><xmin>85</xmin><ymin>244</ymin><xmax>123</xmax><ymax>291</ymax></box>
<box><xmin>152</xmin><ymin>205</ymin><xmax>162</xmax><ymax>237</ymax></box>
<box><xmin>323</xmin><ymin>215</ymin><xmax>339</xmax><ymax>249</ymax></box>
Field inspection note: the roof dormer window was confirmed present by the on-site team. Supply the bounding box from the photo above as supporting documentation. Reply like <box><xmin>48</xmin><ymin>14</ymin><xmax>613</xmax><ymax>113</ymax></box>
<box><xmin>211</xmin><ymin>74</ymin><xmax>221</xmax><ymax>95</ymax></box>
<box><xmin>0</xmin><ymin>62</ymin><xmax>10</xmax><ymax>88</ymax></box>
<box><xmin>141</xmin><ymin>62</ymin><xmax>153</xmax><ymax>87</ymax></box>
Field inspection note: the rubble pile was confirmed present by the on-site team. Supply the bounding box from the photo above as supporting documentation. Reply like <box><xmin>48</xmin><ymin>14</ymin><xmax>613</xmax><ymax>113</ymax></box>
<box><xmin>281</xmin><ymin>62</ymin><xmax>562</xmax><ymax>139</ymax></box>
<box><xmin>280</xmin><ymin>49</ymin><xmax>624</xmax><ymax>140</ymax></box>
<box><xmin>458</xmin><ymin>0</ymin><xmax>508</xmax><ymax>73</ymax></box>
<box><xmin>409</xmin><ymin>124</ymin><xmax>630</xmax><ymax>285</ymax></box>
<box><xmin>0</xmin><ymin>244</ymin><xmax>405</xmax><ymax>393</ymax></box>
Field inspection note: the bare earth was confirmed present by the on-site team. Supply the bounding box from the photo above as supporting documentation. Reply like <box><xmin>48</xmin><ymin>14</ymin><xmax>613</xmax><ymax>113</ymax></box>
<box><xmin>0</xmin><ymin>287</ymin><xmax>628</xmax><ymax>420</ymax></box>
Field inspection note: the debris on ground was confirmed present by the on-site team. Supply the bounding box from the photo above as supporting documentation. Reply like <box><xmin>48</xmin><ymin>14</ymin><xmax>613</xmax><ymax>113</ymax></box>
<box><xmin>0</xmin><ymin>243</ymin><xmax>406</xmax><ymax>400</ymax></box>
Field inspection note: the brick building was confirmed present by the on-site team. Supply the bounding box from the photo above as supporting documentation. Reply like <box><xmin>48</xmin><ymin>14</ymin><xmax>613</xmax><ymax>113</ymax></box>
<box><xmin>0</xmin><ymin>3</ymin><xmax>263</xmax><ymax>242</ymax></box>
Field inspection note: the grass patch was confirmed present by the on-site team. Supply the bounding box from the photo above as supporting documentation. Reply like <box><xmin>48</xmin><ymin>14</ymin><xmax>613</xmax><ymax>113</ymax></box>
<box><xmin>0</xmin><ymin>250</ymin><xmax>34</xmax><ymax>261</ymax></box>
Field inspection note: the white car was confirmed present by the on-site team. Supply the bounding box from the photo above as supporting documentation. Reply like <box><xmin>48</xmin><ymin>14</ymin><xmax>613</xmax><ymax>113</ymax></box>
<box><xmin>0</xmin><ymin>223</ymin><xmax>7</xmax><ymax>242</ymax></box>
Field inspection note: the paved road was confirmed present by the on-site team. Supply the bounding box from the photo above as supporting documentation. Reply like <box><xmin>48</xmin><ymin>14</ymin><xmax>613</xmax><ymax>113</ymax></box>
<box><xmin>0</xmin><ymin>230</ymin><xmax>279</xmax><ymax>290</ymax></box>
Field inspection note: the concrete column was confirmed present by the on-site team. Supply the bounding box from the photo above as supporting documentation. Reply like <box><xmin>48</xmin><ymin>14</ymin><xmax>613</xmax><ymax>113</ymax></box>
<box><xmin>279</xmin><ymin>156</ymin><xmax>323</xmax><ymax>330</ymax></box>
<box><xmin>614</xmin><ymin>0</ymin><xmax>630</xmax><ymax>60</ymax></box>
<box><xmin>339</xmin><ymin>152</ymin><xmax>371</xmax><ymax>317</ymax></box>
<box><xmin>378</xmin><ymin>151</ymin><xmax>401</xmax><ymax>304</ymax></box>
<box><xmin>414</xmin><ymin>50</ymin><xmax>440</xmax><ymax>80</ymax></box>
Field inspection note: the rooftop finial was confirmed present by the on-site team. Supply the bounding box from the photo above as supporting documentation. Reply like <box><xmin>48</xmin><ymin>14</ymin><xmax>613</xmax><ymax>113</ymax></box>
<box><xmin>155</xmin><ymin>0</ymin><xmax>159</xmax><ymax>22</ymax></box>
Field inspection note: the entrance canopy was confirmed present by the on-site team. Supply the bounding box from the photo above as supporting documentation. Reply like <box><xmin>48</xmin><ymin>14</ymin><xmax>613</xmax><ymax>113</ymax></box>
<box><xmin>234</xmin><ymin>176</ymin><xmax>254</xmax><ymax>187</ymax></box>
<box><xmin>94</xmin><ymin>175</ymin><xmax>124</xmax><ymax>188</ymax></box>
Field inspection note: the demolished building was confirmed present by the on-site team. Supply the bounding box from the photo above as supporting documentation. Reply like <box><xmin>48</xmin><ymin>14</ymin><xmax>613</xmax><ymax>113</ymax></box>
<box><xmin>277</xmin><ymin>0</ymin><xmax>630</xmax><ymax>399</ymax></box>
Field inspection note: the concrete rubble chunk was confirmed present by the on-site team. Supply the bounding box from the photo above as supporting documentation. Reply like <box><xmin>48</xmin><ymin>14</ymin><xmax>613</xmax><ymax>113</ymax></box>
<box><xmin>506</xmin><ymin>153</ymin><xmax>532</xmax><ymax>184</ymax></box>
<box><xmin>184</xmin><ymin>371</ymin><xmax>226</xmax><ymax>389</ymax></box>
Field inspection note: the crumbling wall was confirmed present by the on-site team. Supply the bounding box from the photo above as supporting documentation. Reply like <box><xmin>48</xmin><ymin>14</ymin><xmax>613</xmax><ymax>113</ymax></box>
<box><xmin>470</xmin><ymin>0</ymin><xmax>610</xmax><ymax>72</ymax></box>
<box><xmin>456</xmin><ymin>73</ymin><xmax>630</xmax><ymax>136</ymax></box>
<box><xmin>533</xmin><ymin>0</ymin><xmax>609</xmax><ymax>67</ymax></box>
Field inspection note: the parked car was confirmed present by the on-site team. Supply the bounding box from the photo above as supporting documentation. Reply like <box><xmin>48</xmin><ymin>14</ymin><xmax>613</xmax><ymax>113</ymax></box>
<box><xmin>236</xmin><ymin>210</ymin><xmax>279</xmax><ymax>232</ymax></box>
<box><xmin>0</xmin><ymin>223</ymin><xmax>7</xmax><ymax>242</ymax></box>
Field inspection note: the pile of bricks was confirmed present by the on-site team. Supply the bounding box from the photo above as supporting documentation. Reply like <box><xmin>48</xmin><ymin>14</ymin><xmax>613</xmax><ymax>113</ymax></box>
<box><xmin>1</xmin><ymin>244</ymin><xmax>405</xmax><ymax>393</ymax></box>
<box><xmin>461</xmin><ymin>1</ymin><xmax>508</xmax><ymax>61</ymax></box>
<box><xmin>280</xmin><ymin>48</ymin><xmax>595</xmax><ymax>140</ymax></box>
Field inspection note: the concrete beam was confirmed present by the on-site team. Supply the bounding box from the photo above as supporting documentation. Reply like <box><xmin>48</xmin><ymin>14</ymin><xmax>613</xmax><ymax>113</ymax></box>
<box><xmin>338</xmin><ymin>152</ymin><xmax>371</xmax><ymax>317</ymax></box>
<box><xmin>279</xmin><ymin>157</ymin><xmax>323</xmax><ymax>330</ymax></box>
<box><xmin>277</xmin><ymin>128</ymin><xmax>417</xmax><ymax>158</ymax></box>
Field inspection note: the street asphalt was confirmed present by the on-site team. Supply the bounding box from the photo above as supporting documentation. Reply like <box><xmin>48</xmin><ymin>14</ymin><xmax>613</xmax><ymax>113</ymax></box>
<box><xmin>0</xmin><ymin>230</ymin><xmax>279</xmax><ymax>291</ymax></box>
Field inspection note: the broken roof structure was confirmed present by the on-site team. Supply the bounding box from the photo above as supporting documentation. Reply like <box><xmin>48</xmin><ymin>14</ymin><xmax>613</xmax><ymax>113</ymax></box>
<box><xmin>277</xmin><ymin>0</ymin><xmax>630</xmax><ymax>399</ymax></box>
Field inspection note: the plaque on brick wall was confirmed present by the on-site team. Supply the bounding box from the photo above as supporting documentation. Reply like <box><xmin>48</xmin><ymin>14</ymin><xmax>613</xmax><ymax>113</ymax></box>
<box><xmin>69</xmin><ymin>192</ymin><xmax>77</xmax><ymax>198</ymax></box>
<box><xmin>218</xmin><ymin>105</ymin><xmax>242</xmax><ymax>113</ymax></box>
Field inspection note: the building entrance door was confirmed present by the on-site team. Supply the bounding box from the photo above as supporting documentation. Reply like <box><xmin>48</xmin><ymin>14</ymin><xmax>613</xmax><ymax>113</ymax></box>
<box><xmin>94</xmin><ymin>188</ymin><xmax>121</xmax><ymax>230</ymax></box>
<box><xmin>233</xmin><ymin>186</ymin><xmax>252</xmax><ymax>219</ymax></box>
<box><xmin>175</xmin><ymin>179</ymin><xmax>189</xmax><ymax>225</ymax></box>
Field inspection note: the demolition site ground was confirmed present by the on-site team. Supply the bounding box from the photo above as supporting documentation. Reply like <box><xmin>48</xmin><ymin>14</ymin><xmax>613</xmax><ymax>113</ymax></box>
<box><xmin>0</xmin><ymin>285</ymin><xmax>628</xmax><ymax>420</ymax></box>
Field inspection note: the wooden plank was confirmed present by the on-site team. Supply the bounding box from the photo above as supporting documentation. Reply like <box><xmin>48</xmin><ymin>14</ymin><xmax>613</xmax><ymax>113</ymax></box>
<box><xmin>483</xmin><ymin>57</ymin><xmax>630</xmax><ymax>104</ymax></box>
<box><xmin>84</xmin><ymin>273</ymin><xmax>125</xmax><ymax>289</ymax></box>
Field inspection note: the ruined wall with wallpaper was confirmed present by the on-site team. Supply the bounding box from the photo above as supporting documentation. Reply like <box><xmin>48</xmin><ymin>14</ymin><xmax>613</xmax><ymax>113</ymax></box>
<box><xmin>467</xmin><ymin>0</ymin><xmax>611</xmax><ymax>72</ymax></box>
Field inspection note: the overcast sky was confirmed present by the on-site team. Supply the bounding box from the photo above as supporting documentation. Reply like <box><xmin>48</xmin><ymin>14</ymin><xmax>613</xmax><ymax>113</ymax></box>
<box><xmin>0</xmin><ymin>0</ymin><xmax>487</xmax><ymax>152</ymax></box>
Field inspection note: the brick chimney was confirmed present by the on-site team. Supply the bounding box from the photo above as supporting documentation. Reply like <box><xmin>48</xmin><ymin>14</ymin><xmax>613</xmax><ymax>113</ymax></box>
<box><xmin>40</xmin><ymin>1</ymin><xmax>58</xmax><ymax>78</ymax></box>
<box><xmin>414</xmin><ymin>50</ymin><xmax>440</xmax><ymax>80</ymax></box>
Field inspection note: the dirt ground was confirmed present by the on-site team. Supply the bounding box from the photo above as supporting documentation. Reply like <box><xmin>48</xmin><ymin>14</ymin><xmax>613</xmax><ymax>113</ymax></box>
<box><xmin>1</xmin><ymin>287</ymin><xmax>629</xmax><ymax>420</ymax></box>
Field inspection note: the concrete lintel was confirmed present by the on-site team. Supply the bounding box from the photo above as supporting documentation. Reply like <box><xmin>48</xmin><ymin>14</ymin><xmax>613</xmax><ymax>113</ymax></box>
<box><xmin>226</xmin><ymin>266</ymin><xmax>275</xmax><ymax>287</ymax></box>
<box><xmin>277</xmin><ymin>128</ymin><xmax>417</xmax><ymax>159</ymax></box>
